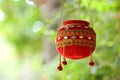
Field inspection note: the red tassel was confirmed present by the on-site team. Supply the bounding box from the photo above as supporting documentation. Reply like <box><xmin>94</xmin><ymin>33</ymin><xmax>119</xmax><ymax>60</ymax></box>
<box><xmin>57</xmin><ymin>55</ymin><xmax>63</xmax><ymax>71</ymax></box>
<box><xmin>57</xmin><ymin>65</ymin><xmax>63</xmax><ymax>71</ymax></box>
<box><xmin>62</xmin><ymin>61</ymin><xmax>67</xmax><ymax>65</ymax></box>
<box><xmin>89</xmin><ymin>61</ymin><xmax>94</xmax><ymax>66</ymax></box>
<box><xmin>62</xmin><ymin>57</ymin><xmax>67</xmax><ymax>65</ymax></box>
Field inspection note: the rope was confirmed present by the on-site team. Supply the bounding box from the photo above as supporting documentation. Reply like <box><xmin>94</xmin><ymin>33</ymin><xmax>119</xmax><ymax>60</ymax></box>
<box><xmin>90</xmin><ymin>47</ymin><xmax>93</xmax><ymax>61</ymax></box>
<box><xmin>87</xmin><ymin>0</ymin><xmax>94</xmax><ymax>28</ymax></box>
<box><xmin>59</xmin><ymin>0</ymin><xmax>65</xmax><ymax>27</ymax></box>
<box><xmin>78</xmin><ymin>0</ymin><xmax>81</xmax><ymax>18</ymax></box>
<box><xmin>59</xmin><ymin>55</ymin><xmax>61</xmax><ymax>65</ymax></box>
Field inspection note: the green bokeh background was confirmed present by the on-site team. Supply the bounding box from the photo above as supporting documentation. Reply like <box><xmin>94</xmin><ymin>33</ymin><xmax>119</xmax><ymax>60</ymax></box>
<box><xmin>0</xmin><ymin>0</ymin><xmax>120</xmax><ymax>80</ymax></box>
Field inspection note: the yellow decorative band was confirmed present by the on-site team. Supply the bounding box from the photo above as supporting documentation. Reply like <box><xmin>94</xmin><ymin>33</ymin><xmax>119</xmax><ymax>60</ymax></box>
<box><xmin>56</xmin><ymin>39</ymin><xmax>96</xmax><ymax>48</ymax></box>
<box><xmin>56</xmin><ymin>30</ymin><xmax>96</xmax><ymax>38</ymax></box>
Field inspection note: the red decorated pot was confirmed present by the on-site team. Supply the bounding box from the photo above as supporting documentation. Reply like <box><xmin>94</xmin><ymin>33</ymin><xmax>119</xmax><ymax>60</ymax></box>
<box><xmin>55</xmin><ymin>20</ymin><xmax>96</xmax><ymax>60</ymax></box>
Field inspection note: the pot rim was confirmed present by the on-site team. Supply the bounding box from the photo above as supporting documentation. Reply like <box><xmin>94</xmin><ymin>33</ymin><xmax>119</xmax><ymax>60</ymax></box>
<box><xmin>63</xmin><ymin>20</ymin><xmax>89</xmax><ymax>25</ymax></box>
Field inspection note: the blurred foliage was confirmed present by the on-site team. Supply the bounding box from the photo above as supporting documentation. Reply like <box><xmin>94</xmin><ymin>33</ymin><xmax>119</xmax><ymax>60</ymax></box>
<box><xmin>0</xmin><ymin>0</ymin><xmax>46</xmax><ymax>57</ymax></box>
<box><xmin>0</xmin><ymin>0</ymin><xmax>120</xmax><ymax>80</ymax></box>
<box><xmin>41</xmin><ymin>0</ymin><xmax>120</xmax><ymax>80</ymax></box>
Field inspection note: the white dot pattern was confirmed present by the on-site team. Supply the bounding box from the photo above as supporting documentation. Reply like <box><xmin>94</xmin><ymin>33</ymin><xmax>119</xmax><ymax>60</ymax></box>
<box><xmin>72</xmin><ymin>36</ymin><xmax>76</xmax><ymax>39</ymax></box>
<box><xmin>58</xmin><ymin>37</ymin><xmax>61</xmax><ymax>40</ymax></box>
<box><xmin>88</xmin><ymin>37</ymin><xmax>92</xmax><ymax>40</ymax></box>
<box><xmin>85</xmin><ymin>26</ymin><xmax>88</xmax><ymax>28</ymax></box>
<box><xmin>64</xmin><ymin>36</ymin><xmax>68</xmax><ymax>39</ymax></box>
<box><xmin>79</xmin><ymin>36</ymin><xmax>83</xmax><ymax>39</ymax></box>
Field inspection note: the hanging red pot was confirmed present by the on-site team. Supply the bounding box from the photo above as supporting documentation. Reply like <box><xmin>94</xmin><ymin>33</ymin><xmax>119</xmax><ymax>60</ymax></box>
<box><xmin>55</xmin><ymin>20</ymin><xmax>96</xmax><ymax>71</ymax></box>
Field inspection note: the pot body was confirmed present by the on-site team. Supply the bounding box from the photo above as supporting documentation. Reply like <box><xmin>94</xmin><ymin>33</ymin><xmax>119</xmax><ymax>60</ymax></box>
<box><xmin>55</xmin><ymin>20</ymin><xmax>96</xmax><ymax>60</ymax></box>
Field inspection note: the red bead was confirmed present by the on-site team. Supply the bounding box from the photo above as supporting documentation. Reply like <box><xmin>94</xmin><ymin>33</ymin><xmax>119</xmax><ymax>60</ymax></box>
<box><xmin>57</xmin><ymin>65</ymin><xmax>63</xmax><ymax>71</ymax></box>
<box><xmin>89</xmin><ymin>61</ymin><xmax>94</xmax><ymax>66</ymax></box>
<box><xmin>62</xmin><ymin>61</ymin><xmax>67</xmax><ymax>65</ymax></box>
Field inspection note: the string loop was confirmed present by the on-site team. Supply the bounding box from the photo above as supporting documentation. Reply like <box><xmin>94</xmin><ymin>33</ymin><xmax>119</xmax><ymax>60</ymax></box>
<box><xmin>59</xmin><ymin>0</ymin><xmax>94</xmax><ymax>28</ymax></box>
<box><xmin>59</xmin><ymin>0</ymin><xmax>65</xmax><ymax>27</ymax></box>
<box><xmin>87</xmin><ymin>0</ymin><xmax>94</xmax><ymax>28</ymax></box>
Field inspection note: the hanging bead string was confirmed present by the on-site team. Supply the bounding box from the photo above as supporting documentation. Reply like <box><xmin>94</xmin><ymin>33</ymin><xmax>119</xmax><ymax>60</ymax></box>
<box><xmin>90</xmin><ymin>51</ymin><xmax>93</xmax><ymax>62</ymax></box>
<box><xmin>87</xmin><ymin>0</ymin><xmax>94</xmax><ymax>28</ymax></box>
<box><xmin>62</xmin><ymin>46</ymin><xmax>67</xmax><ymax>65</ymax></box>
<box><xmin>57</xmin><ymin>55</ymin><xmax>63</xmax><ymax>71</ymax></box>
<box><xmin>89</xmin><ymin>46</ymin><xmax>94</xmax><ymax>66</ymax></box>
<box><xmin>59</xmin><ymin>55</ymin><xmax>62</xmax><ymax>65</ymax></box>
<box><xmin>57</xmin><ymin>0</ymin><xmax>65</xmax><ymax>71</ymax></box>
<box><xmin>87</xmin><ymin>0</ymin><xmax>94</xmax><ymax>66</ymax></box>
<box><xmin>90</xmin><ymin>46</ymin><xmax>93</xmax><ymax>61</ymax></box>
<box><xmin>59</xmin><ymin>0</ymin><xmax>65</xmax><ymax>27</ymax></box>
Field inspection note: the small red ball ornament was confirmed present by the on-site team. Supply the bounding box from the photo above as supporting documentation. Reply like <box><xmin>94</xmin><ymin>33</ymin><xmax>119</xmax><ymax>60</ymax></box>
<box><xmin>89</xmin><ymin>61</ymin><xmax>94</xmax><ymax>66</ymax></box>
<box><xmin>55</xmin><ymin>20</ymin><xmax>96</xmax><ymax>71</ymax></box>
<box><xmin>62</xmin><ymin>61</ymin><xmax>67</xmax><ymax>65</ymax></box>
<box><xmin>57</xmin><ymin>65</ymin><xmax>63</xmax><ymax>71</ymax></box>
